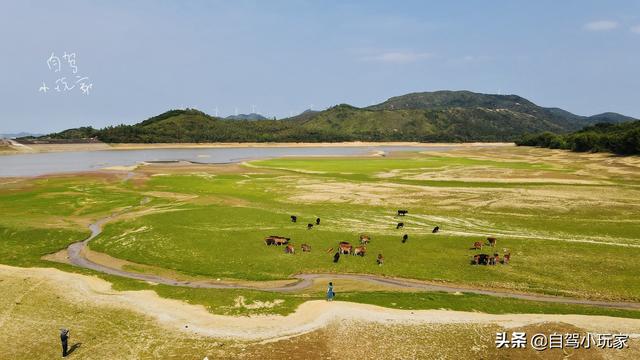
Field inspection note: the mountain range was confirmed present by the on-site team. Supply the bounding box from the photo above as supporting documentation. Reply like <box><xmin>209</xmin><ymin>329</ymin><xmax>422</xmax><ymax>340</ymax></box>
<box><xmin>21</xmin><ymin>91</ymin><xmax>637</xmax><ymax>143</ymax></box>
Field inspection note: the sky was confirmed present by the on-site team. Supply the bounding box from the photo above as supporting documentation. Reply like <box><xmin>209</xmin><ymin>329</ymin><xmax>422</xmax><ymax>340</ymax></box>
<box><xmin>1</xmin><ymin>0</ymin><xmax>639</xmax><ymax>133</ymax></box>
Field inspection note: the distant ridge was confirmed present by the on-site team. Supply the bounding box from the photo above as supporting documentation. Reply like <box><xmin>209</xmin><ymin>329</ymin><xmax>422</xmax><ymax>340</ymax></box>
<box><xmin>22</xmin><ymin>90</ymin><xmax>637</xmax><ymax>143</ymax></box>
<box><xmin>1</xmin><ymin>132</ymin><xmax>43</xmax><ymax>139</ymax></box>
<box><xmin>225</xmin><ymin>113</ymin><xmax>269</xmax><ymax>121</ymax></box>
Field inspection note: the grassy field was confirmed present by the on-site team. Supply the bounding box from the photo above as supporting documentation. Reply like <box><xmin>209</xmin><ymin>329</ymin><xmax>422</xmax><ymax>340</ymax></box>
<box><xmin>9</xmin><ymin>266</ymin><xmax>636</xmax><ymax>359</ymax></box>
<box><xmin>1</xmin><ymin>146</ymin><xmax>640</xmax><ymax>318</ymax></box>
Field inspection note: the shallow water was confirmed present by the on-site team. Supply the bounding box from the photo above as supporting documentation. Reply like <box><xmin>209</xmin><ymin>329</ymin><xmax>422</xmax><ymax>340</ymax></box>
<box><xmin>0</xmin><ymin>145</ymin><xmax>459</xmax><ymax>177</ymax></box>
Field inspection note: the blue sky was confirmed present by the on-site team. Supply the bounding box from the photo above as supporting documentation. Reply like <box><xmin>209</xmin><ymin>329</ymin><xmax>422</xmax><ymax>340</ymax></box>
<box><xmin>1</xmin><ymin>0</ymin><xmax>639</xmax><ymax>133</ymax></box>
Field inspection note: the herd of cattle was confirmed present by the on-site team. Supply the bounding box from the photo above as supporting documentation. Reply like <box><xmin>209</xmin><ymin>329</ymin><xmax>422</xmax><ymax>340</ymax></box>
<box><xmin>263</xmin><ymin>209</ymin><xmax>512</xmax><ymax>266</ymax></box>
<box><xmin>471</xmin><ymin>237</ymin><xmax>511</xmax><ymax>265</ymax></box>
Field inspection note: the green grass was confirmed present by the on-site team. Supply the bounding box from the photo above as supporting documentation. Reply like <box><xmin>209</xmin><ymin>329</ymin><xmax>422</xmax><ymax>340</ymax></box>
<box><xmin>0</xmin><ymin>225</ymin><xmax>88</xmax><ymax>266</ymax></box>
<box><xmin>103</xmin><ymin>274</ymin><xmax>640</xmax><ymax>318</ymax></box>
<box><xmin>340</xmin><ymin>291</ymin><xmax>640</xmax><ymax>319</ymax></box>
<box><xmin>252</xmin><ymin>155</ymin><xmax>556</xmax><ymax>175</ymax></box>
<box><xmin>102</xmin><ymin>274</ymin><xmax>640</xmax><ymax>319</ymax></box>
<box><xmin>1</xmin><ymin>148</ymin><xmax>640</xmax><ymax>315</ymax></box>
<box><xmin>90</xmin><ymin>201</ymin><xmax>640</xmax><ymax>300</ymax></box>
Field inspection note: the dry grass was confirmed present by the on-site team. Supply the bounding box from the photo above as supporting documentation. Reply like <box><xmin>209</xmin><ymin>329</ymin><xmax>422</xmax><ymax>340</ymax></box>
<box><xmin>2</xmin><ymin>265</ymin><xmax>638</xmax><ymax>359</ymax></box>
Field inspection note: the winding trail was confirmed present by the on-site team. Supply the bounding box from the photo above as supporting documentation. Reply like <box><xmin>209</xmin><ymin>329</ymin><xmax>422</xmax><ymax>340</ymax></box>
<box><xmin>66</xmin><ymin>215</ymin><xmax>640</xmax><ymax>311</ymax></box>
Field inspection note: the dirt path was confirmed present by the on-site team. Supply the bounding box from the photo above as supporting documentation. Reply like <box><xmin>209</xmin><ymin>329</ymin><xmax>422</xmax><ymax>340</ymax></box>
<box><xmin>2</xmin><ymin>264</ymin><xmax>640</xmax><ymax>342</ymax></box>
<box><xmin>64</xmin><ymin>215</ymin><xmax>640</xmax><ymax>311</ymax></box>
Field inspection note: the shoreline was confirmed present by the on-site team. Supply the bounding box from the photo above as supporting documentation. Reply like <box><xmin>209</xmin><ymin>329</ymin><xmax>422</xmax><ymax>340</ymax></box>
<box><xmin>4</xmin><ymin>141</ymin><xmax>514</xmax><ymax>154</ymax></box>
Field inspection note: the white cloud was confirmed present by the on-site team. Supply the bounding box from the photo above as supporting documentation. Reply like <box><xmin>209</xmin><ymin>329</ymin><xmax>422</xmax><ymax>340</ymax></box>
<box><xmin>584</xmin><ymin>20</ymin><xmax>619</xmax><ymax>31</ymax></box>
<box><xmin>361</xmin><ymin>51</ymin><xmax>433</xmax><ymax>64</ymax></box>
<box><xmin>631</xmin><ymin>25</ymin><xmax>640</xmax><ymax>34</ymax></box>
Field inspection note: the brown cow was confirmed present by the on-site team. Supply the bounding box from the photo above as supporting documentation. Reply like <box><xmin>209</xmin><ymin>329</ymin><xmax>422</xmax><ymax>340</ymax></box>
<box><xmin>503</xmin><ymin>252</ymin><xmax>511</xmax><ymax>264</ymax></box>
<box><xmin>301</xmin><ymin>244</ymin><xmax>311</xmax><ymax>252</ymax></box>
<box><xmin>359</xmin><ymin>234</ymin><xmax>371</xmax><ymax>245</ymax></box>
<box><xmin>377</xmin><ymin>253</ymin><xmax>384</xmax><ymax>266</ymax></box>
<box><xmin>473</xmin><ymin>241</ymin><xmax>483</xmax><ymax>250</ymax></box>
<box><xmin>284</xmin><ymin>244</ymin><xmax>295</xmax><ymax>254</ymax></box>
<box><xmin>487</xmin><ymin>237</ymin><xmax>497</xmax><ymax>247</ymax></box>
<box><xmin>265</xmin><ymin>236</ymin><xmax>289</xmax><ymax>246</ymax></box>
<box><xmin>339</xmin><ymin>241</ymin><xmax>352</xmax><ymax>255</ymax></box>
<box><xmin>353</xmin><ymin>246</ymin><xmax>366</xmax><ymax>257</ymax></box>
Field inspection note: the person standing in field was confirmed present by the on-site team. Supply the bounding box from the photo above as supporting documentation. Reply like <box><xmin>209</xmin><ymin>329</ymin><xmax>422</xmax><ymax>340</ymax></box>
<box><xmin>327</xmin><ymin>282</ymin><xmax>335</xmax><ymax>301</ymax></box>
<box><xmin>60</xmin><ymin>328</ymin><xmax>70</xmax><ymax>357</ymax></box>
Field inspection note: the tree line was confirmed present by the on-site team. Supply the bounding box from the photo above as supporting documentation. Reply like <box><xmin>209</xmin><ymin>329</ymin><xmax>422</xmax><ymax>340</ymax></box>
<box><xmin>516</xmin><ymin>121</ymin><xmax>640</xmax><ymax>155</ymax></box>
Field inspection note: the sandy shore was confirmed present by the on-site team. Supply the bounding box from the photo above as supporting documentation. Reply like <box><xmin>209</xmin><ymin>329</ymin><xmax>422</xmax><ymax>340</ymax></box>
<box><xmin>1</xmin><ymin>265</ymin><xmax>638</xmax><ymax>341</ymax></box>
<box><xmin>7</xmin><ymin>141</ymin><xmax>513</xmax><ymax>154</ymax></box>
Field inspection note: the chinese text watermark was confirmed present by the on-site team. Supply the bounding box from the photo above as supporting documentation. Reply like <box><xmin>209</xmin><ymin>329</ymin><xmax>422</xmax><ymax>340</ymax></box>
<box><xmin>496</xmin><ymin>332</ymin><xmax>629</xmax><ymax>351</ymax></box>
<box><xmin>39</xmin><ymin>51</ymin><xmax>93</xmax><ymax>95</ymax></box>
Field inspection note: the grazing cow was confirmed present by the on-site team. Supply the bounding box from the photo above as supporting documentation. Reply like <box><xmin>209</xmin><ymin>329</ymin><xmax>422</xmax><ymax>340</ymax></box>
<box><xmin>291</xmin><ymin>215</ymin><xmax>297</xmax><ymax>223</ymax></box>
<box><xmin>301</xmin><ymin>244</ymin><xmax>311</xmax><ymax>252</ymax></box>
<box><xmin>338</xmin><ymin>241</ymin><xmax>353</xmax><ymax>255</ymax></box>
<box><xmin>473</xmin><ymin>241</ymin><xmax>483</xmax><ymax>250</ymax></box>
<box><xmin>353</xmin><ymin>246</ymin><xmax>366</xmax><ymax>257</ymax></box>
<box><xmin>488</xmin><ymin>254</ymin><xmax>496</xmax><ymax>265</ymax></box>
<box><xmin>316</xmin><ymin>217</ymin><xmax>321</xmax><ymax>225</ymax></box>
<box><xmin>359</xmin><ymin>234</ymin><xmax>371</xmax><ymax>245</ymax></box>
<box><xmin>473</xmin><ymin>253</ymin><xmax>490</xmax><ymax>265</ymax></box>
<box><xmin>397</xmin><ymin>209</ymin><xmax>408</xmax><ymax>216</ymax></box>
<box><xmin>493</xmin><ymin>253</ymin><xmax>500</xmax><ymax>265</ymax></box>
<box><xmin>265</xmin><ymin>236</ymin><xmax>290</xmax><ymax>246</ymax></box>
<box><xmin>284</xmin><ymin>245</ymin><xmax>295</xmax><ymax>254</ymax></box>
<box><xmin>503</xmin><ymin>253</ymin><xmax>511</xmax><ymax>264</ymax></box>
<box><xmin>432</xmin><ymin>226</ymin><xmax>440</xmax><ymax>233</ymax></box>
<box><xmin>402</xmin><ymin>234</ymin><xmax>408</xmax><ymax>243</ymax></box>
<box><xmin>487</xmin><ymin>237</ymin><xmax>497</xmax><ymax>247</ymax></box>
<box><xmin>377</xmin><ymin>253</ymin><xmax>384</xmax><ymax>266</ymax></box>
<box><xmin>307</xmin><ymin>223</ymin><xmax>314</xmax><ymax>230</ymax></box>
<box><xmin>333</xmin><ymin>251</ymin><xmax>341</xmax><ymax>263</ymax></box>
<box><xmin>396</xmin><ymin>222</ymin><xmax>404</xmax><ymax>229</ymax></box>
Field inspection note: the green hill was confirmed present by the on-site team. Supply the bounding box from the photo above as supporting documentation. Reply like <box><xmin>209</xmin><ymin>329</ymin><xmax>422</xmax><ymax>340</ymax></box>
<box><xmin>23</xmin><ymin>91</ymin><xmax>636</xmax><ymax>143</ymax></box>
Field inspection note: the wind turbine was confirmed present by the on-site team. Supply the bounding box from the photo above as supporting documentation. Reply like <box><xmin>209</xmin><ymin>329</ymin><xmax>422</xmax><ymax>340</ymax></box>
<box><xmin>251</xmin><ymin>104</ymin><xmax>256</xmax><ymax>114</ymax></box>
<box><xmin>214</xmin><ymin>107</ymin><xmax>219</xmax><ymax>117</ymax></box>
<box><xmin>235</xmin><ymin>107</ymin><xmax>238</xmax><ymax>116</ymax></box>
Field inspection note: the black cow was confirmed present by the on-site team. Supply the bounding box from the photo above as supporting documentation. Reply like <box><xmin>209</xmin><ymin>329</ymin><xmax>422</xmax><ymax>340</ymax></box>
<box><xmin>291</xmin><ymin>215</ymin><xmax>297</xmax><ymax>223</ymax></box>
<box><xmin>473</xmin><ymin>254</ymin><xmax>490</xmax><ymax>265</ymax></box>
<box><xmin>316</xmin><ymin>217</ymin><xmax>320</xmax><ymax>225</ymax></box>
<box><xmin>307</xmin><ymin>223</ymin><xmax>313</xmax><ymax>230</ymax></box>
<box><xmin>397</xmin><ymin>210</ymin><xmax>408</xmax><ymax>216</ymax></box>
<box><xmin>396</xmin><ymin>222</ymin><xmax>404</xmax><ymax>229</ymax></box>
<box><xmin>432</xmin><ymin>226</ymin><xmax>439</xmax><ymax>233</ymax></box>
<box><xmin>402</xmin><ymin>234</ymin><xmax>408</xmax><ymax>243</ymax></box>
<box><xmin>333</xmin><ymin>251</ymin><xmax>341</xmax><ymax>263</ymax></box>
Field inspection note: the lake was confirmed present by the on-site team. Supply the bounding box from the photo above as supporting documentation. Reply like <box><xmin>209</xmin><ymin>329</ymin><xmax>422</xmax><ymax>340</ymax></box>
<box><xmin>0</xmin><ymin>145</ymin><xmax>463</xmax><ymax>177</ymax></box>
